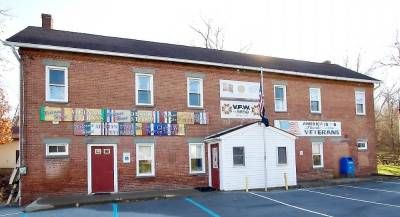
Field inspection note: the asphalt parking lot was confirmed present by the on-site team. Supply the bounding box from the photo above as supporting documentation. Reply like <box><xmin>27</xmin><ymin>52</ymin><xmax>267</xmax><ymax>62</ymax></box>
<box><xmin>2</xmin><ymin>179</ymin><xmax>400</xmax><ymax>217</ymax></box>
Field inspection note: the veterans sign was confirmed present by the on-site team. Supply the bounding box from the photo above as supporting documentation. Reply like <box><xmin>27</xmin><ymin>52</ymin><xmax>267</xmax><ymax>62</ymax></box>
<box><xmin>220</xmin><ymin>80</ymin><xmax>259</xmax><ymax>100</ymax></box>
<box><xmin>220</xmin><ymin>100</ymin><xmax>260</xmax><ymax>119</ymax></box>
<box><xmin>274</xmin><ymin>120</ymin><xmax>341</xmax><ymax>137</ymax></box>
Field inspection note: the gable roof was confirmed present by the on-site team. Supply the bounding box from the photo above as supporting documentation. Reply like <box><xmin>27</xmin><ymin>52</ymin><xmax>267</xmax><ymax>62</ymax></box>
<box><xmin>6</xmin><ymin>26</ymin><xmax>379</xmax><ymax>83</ymax></box>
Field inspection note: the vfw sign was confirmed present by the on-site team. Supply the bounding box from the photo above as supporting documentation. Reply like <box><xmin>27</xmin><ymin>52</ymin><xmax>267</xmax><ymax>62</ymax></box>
<box><xmin>220</xmin><ymin>100</ymin><xmax>260</xmax><ymax>119</ymax></box>
<box><xmin>274</xmin><ymin>120</ymin><xmax>341</xmax><ymax>137</ymax></box>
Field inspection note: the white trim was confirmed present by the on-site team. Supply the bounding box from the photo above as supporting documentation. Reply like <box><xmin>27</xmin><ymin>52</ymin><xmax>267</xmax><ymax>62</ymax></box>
<box><xmin>87</xmin><ymin>144</ymin><xmax>118</xmax><ymax>194</ymax></box>
<box><xmin>8</xmin><ymin>42</ymin><xmax>380</xmax><ymax>84</ymax></box>
<box><xmin>273</xmin><ymin>84</ymin><xmax>287</xmax><ymax>112</ymax></box>
<box><xmin>135</xmin><ymin>73</ymin><xmax>154</xmax><ymax>106</ymax></box>
<box><xmin>45</xmin><ymin>65</ymin><xmax>68</xmax><ymax>102</ymax></box>
<box><xmin>136</xmin><ymin>143</ymin><xmax>155</xmax><ymax>177</ymax></box>
<box><xmin>309</xmin><ymin>87</ymin><xmax>322</xmax><ymax>114</ymax></box>
<box><xmin>188</xmin><ymin>143</ymin><xmax>206</xmax><ymax>174</ymax></box>
<box><xmin>207</xmin><ymin>143</ymin><xmax>212</xmax><ymax>186</ymax></box>
<box><xmin>277</xmin><ymin>146</ymin><xmax>288</xmax><ymax>165</ymax></box>
<box><xmin>312</xmin><ymin>142</ymin><xmax>324</xmax><ymax>168</ymax></box>
<box><xmin>187</xmin><ymin>77</ymin><xmax>204</xmax><ymax>108</ymax></box>
<box><xmin>357</xmin><ymin>139</ymin><xmax>368</xmax><ymax>150</ymax></box>
<box><xmin>45</xmin><ymin>143</ymin><xmax>69</xmax><ymax>156</ymax></box>
<box><xmin>355</xmin><ymin>90</ymin><xmax>366</xmax><ymax>115</ymax></box>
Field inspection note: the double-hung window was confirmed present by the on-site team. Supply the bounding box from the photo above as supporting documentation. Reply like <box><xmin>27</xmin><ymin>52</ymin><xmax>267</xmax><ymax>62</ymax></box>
<box><xmin>277</xmin><ymin>147</ymin><xmax>287</xmax><ymax>164</ymax></box>
<box><xmin>309</xmin><ymin>88</ymin><xmax>321</xmax><ymax>113</ymax></box>
<box><xmin>357</xmin><ymin>139</ymin><xmax>368</xmax><ymax>150</ymax></box>
<box><xmin>136</xmin><ymin>143</ymin><xmax>155</xmax><ymax>176</ymax></box>
<box><xmin>355</xmin><ymin>91</ymin><xmax>366</xmax><ymax>115</ymax></box>
<box><xmin>189</xmin><ymin>143</ymin><xmax>205</xmax><ymax>174</ymax></box>
<box><xmin>46</xmin><ymin>66</ymin><xmax>68</xmax><ymax>102</ymax></box>
<box><xmin>233</xmin><ymin>147</ymin><xmax>245</xmax><ymax>166</ymax></box>
<box><xmin>46</xmin><ymin>143</ymin><xmax>69</xmax><ymax>157</ymax></box>
<box><xmin>135</xmin><ymin>73</ymin><xmax>154</xmax><ymax>106</ymax></box>
<box><xmin>274</xmin><ymin>85</ymin><xmax>287</xmax><ymax>112</ymax></box>
<box><xmin>187</xmin><ymin>77</ymin><xmax>203</xmax><ymax>108</ymax></box>
<box><xmin>312</xmin><ymin>142</ymin><xmax>323</xmax><ymax>168</ymax></box>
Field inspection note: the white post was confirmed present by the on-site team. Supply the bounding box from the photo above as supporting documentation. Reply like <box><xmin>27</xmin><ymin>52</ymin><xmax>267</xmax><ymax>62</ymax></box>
<box><xmin>261</xmin><ymin>67</ymin><xmax>268</xmax><ymax>192</ymax></box>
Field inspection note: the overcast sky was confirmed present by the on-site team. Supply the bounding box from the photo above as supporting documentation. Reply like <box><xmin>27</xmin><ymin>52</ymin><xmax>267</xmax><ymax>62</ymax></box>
<box><xmin>1</xmin><ymin>0</ymin><xmax>399</xmax><ymax>111</ymax></box>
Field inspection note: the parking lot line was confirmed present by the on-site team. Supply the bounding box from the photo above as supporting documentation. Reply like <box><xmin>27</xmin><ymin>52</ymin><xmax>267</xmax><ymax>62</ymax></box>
<box><xmin>112</xmin><ymin>203</ymin><xmax>118</xmax><ymax>217</ymax></box>
<box><xmin>185</xmin><ymin>197</ymin><xmax>221</xmax><ymax>217</ymax></box>
<box><xmin>302</xmin><ymin>189</ymin><xmax>400</xmax><ymax>208</ymax></box>
<box><xmin>338</xmin><ymin>184</ymin><xmax>400</xmax><ymax>194</ymax></box>
<box><xmin>375</xmin><ymin>180</ymin><xmax>400</xmax><ymax>185</ymax></box>
<box><xmin>0</xmin><ymin>212</ymin><xmax>23</xmax><ymax>217</ymax></box>
<box><xmin>249</xmin><ymin>192</ymin><xmax>333</xmax><ymax>217</ymax></box>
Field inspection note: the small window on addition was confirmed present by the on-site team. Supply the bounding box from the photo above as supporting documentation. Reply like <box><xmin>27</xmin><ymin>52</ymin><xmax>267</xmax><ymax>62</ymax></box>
<box><xmin>357</xmin><ymin>139</ymin><xmax>368</xmax><ymax>151</ymax></box>
<box><xmin>46</xmin><ymin>144</ymin><xmax>69</xmax><ymax>157</ymax></box>
<box><xmin>277</xmin><ymin>147</ymin><xmax>287</xmax><ymax>164</ymax></box>
<box><xmin>233</xmin><ymin>147</ymin><xmax>245</xmax><ymax>166</ymax></box>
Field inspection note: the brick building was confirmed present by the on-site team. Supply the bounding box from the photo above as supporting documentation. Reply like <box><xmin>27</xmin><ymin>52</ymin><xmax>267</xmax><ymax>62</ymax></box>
<box><xmin>6</xmin><ymin>14</ymin><xmax>378</xmax><ymax>205</ymax></box>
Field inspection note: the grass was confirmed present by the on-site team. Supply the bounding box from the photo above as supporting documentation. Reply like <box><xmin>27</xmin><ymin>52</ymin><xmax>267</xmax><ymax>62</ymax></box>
<box><xmin>377</xmin><ymin>164</ymin><xmax>400</xmax><ymax>176</ymax></box>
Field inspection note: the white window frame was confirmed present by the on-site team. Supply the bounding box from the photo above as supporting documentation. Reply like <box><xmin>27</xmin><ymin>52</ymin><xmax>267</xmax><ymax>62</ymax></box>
<box><xmin>274</xmin><ymin>85</ymin><xmax>287</xmax><ymax>112</ymax></box>
<box><xmin>357</xmin><ymin>139</ymin><xmax>368</xmax><ymax>150</ymax></box>
<box><xmin>355</xmin><ymin>90</ymin><xmax>366</xmax><ymax>115</ymax></box>
<box><xmin>312</xmin><ymin>142</ymin><xmax>324</xmax><ymax>168</ymax></box>
<box><xmin>187</xmin><ymin>77</ymin><xmax>204</xmax><ymax>108</ymax></box>
<box><xmin>188</xmin><ymin>143</ymin><xmax>205</xmax><ymax>174</ymax></box>
<box><xmin>45</xmin><ymin>66</ymin><xmax>68</xmax><ymax>102</ymax></box>
<box><xmin>309</xmin><ymin>88</ymin><xmax>322</xmax><ymax>113</ymax></box>
<box><xmin>232</xmin><ymin>146</ymin><xmax>245</xmax><ymax>166</ymax></box>
<box><xmin>277</xmin><ymin>146</ymin><xmax>287</xmax><ymax>165</ymax></box>
<box><xmin>135</xmin><ymin>73</ymin><xmax>154</xmax><ymax>106</ymax></box>
<box><xmin>136</xmin><ymin>143</ymin><xmax>155</xmax><ymax>177</ymax></box>
<box><xmin>45</xmin><ymin>143</ymin><xmax>69</xmax><ymax>156</ymax></box>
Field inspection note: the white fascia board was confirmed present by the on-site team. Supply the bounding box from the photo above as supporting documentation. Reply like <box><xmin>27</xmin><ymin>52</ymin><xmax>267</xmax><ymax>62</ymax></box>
<box><xmin>8</xmin><ymin>41</ymin><xmax>380</xmax><ymax>84</ymax></box>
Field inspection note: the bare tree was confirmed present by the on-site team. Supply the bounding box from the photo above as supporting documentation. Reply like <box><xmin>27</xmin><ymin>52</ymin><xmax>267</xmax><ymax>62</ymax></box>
<box><xmin>190</xmin><ymin>16</ymin><xmax>225</xmax><ymax>50</ymax></box>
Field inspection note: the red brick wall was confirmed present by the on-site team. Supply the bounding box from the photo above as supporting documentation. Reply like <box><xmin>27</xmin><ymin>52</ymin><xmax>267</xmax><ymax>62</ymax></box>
<box><xmin>19</xmin><ymin>48</ymin><xmax>377</xmax><ymax>204</ymax></box>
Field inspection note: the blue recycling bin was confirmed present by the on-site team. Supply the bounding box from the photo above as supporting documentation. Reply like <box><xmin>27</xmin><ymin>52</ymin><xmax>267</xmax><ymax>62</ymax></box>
<box><xmin>340</xmin><ymin>157</ymin><xmax>355</xmax><ymax>177</ymax></box>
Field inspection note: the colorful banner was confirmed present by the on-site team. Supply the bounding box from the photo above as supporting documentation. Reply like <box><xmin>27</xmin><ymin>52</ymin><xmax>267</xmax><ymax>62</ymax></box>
<box><xmin>220</xmin><ymin>100</ymin><xmax>260</xmax><ymax>119</ymax></box>
<box><xmin>220</xmin><ymin>80</ymin><xmax>260</xmax><ymax>100</ymax></box>
<box><xmin>274</xmin><ymin>120</ymin><xmax>342</xmax><ymax>137</ymax></box>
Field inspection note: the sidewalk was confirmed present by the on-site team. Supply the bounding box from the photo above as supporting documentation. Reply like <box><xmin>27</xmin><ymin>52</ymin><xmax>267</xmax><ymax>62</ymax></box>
<box><xmin>25</xmin><ymin>188</ymin><xmax>202</xmax><ymax>212</ymax></box>
<box><xmin>297</xmin><ymin>174</ymin><xmax>400</xmax><ymax>188</ymax></box>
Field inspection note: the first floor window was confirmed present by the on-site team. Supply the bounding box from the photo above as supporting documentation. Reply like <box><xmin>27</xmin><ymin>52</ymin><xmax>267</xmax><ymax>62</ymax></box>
<box><xmin>187</xmin><ymin>77</ymin><xmax>203</xmax><ymax>108</ymax></box>
<box><xmin>312</xmin><ymin>142</ymin><xmax>323</xmax><ymax>168</ymax></box>
<box><xmin>357</xmin><ymin>139</ymin><xmax>368</xmax><ymax>150</ymax></box>
<box><xmin>46</xmin><ymin>144</ymin><xmax>69</xmax><ymax>156</ymax></box>
<box><xmin>135</xmin><ymin>73</ymin><xmax>154</xmax><ymax>105</ymax></box>
<box><xmin>189</xmin><ymin>143</ymin><xmax>205</xmax><ymax>173</ymax></box>
<box><xmin>277</xmin><ymin>147</ymin><xmax>287</xmax><ymax>164</ymax></box>
<box><xmin>136</xmin><ymin>143</ymin><xmax>155</xmax><ymax>176</ymax></box>
<box><xmin>233</xmin><ymin>147</ymin><xmax>245</xmax><ymax>166</ymax></box>
<box><xmin>274</xmin><ymin>85</ymin><xmax>287</xmax><ymax>112</ymax></box>
<box><xmin>355</xmin><ymin>91</ymin><xmax>366</xmax><ymax>115</ymax></box>
<box><xmin>46</xmin><ymin>66</ymin><xmax>68</xmax><ymax>102</ymax></box>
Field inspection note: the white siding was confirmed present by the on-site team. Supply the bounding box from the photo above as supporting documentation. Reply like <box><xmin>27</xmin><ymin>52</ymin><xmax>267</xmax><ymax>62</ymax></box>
<box><xmin>218</xmin><ymin>124</ymin><xmax>296</xmax><ymax>191</ymax></box>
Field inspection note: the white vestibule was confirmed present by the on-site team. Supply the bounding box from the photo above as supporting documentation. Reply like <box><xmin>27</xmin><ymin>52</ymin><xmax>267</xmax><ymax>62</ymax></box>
<box><xmin>205</xmin><ymin>122</ymin><xmax>297</xmax><ymax>191</ymax></box>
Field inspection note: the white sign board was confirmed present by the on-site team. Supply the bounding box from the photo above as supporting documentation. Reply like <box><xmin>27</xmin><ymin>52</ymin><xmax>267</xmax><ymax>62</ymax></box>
<box><xmin>220</xmin><ymin>100</ymin><xmax>260</xmax><ymax>119</ymax></box>
<box><xmin>123</xmin><ymin>152</ymin><xmax>131</xmax><ymax>163</ymax></box>
<box><xmin>220</xmin><ymin>80</ymin><xmax>259</xmax><ymax>100</ymax></box>
<box><xmin>274</xmin><ymin>120</ymin><xmax>341</xmax><ymax>137</ymax></box>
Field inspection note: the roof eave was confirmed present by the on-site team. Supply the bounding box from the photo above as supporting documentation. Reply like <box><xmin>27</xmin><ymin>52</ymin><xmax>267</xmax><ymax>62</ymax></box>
<box><xmin>7</xmin><ymin>41</ymin><xmax>380</xmax><ymax>84</ymax></box>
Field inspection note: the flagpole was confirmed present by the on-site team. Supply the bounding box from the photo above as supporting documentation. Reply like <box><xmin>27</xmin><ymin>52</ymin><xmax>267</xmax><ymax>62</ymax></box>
<box><xmin>260</xmin><ymin>67</ymin><xmax>268</xmax><ymax>192</ymax></box>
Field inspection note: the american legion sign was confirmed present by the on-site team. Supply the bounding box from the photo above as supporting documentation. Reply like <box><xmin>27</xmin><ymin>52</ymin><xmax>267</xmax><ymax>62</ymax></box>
<box><xmin>274</xmin><ymin>120</ymin><xmax>342</xmax><ymax>137</ymax></box>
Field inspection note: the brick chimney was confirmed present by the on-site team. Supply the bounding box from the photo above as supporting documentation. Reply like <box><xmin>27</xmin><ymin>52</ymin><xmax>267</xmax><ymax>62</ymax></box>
<box><xmin>41</xmin><ymin>13</ymin><xmax>53</xmax><ymax>29</ymax></box>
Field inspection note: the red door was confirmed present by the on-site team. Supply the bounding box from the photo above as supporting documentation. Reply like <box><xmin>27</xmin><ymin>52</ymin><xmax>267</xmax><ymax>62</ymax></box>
<box><xmin>91</xmin><ymin>146</ymin><xmax>114</xmax><ymax>193</ymax></box>
<box><xmin>211</xmin><ymin>143</ymin><xmax>220</xmax><ymax>189</ymax></box>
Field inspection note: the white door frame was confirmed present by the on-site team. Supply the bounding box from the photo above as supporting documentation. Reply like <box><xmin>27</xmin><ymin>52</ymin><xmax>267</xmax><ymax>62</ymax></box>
<box><xmin>87</xmin><ymin>144</ymin><xmax>118</xmax><ymax>194</ymax></box>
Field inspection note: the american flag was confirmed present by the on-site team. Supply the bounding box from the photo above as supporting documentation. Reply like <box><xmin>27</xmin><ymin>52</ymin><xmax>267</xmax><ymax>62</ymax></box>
<box><xmin>259</xmin><ymin>68</ymin><xmax>269</xmax><ymax>127</ymax></box>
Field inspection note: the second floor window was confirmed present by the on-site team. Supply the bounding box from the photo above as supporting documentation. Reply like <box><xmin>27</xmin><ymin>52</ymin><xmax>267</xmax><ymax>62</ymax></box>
<box><xmin>274</xmin><ymin>85</ymin><xmax>287</xmax><ymax>112</ymax></box>
<box><xmin>309</xmin><ymin>88</ymin><xmax>321</xmax><ymax>113</ymax></box>
<box><xmin>187</xmin><ymin>77</ymin><xmax>203</xmax><ymax>108</ymax></box>
<box><xmin>355</xmin><ymin>90</ymin><xmax>366</xmax><ymax>115</ymax></box>
<box><xmin>46</xmin><ymin>66</ymin><xmax>68</xmax><ymax>102</ymax></box>
<box><xmin>135</xmin><ymin>73</ymin><xmax>153</xmax><ymax>106</ymax></box>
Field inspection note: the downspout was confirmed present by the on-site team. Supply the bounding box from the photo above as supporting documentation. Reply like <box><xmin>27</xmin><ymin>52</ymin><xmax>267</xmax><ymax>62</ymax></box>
<box><xmin>1</xmin><ymin>39</ymin><xmax>24</xmax><ymax>206</ymax></box>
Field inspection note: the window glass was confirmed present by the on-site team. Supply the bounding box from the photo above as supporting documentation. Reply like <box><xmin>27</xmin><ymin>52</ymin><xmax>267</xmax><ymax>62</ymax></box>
<box><xmin>188</xmin><ymin>78</ymin><xmax>203</xmax><ymax>107</ymax></box>
<box><xmin>49</xmin><ymin>69</ymin><xmax>65</xmax><ymax>85</ymax></box>
<box><xmin>138</xmin><ymin>75</ymin><xmax>151</xmax><ymax>90</ymax></box>
<box><xmin>357</xmin><ymin>140</ymin><xmax>368</xmax><ymax>150</ymax></box>
<box><xmin>277</xmin><ymin>147</ymin><xmax>287</xmax><ymax>164</ymax></box>
<box><xmin>189</xmin><ymin>79</ymin><xmax>200</xmax><ymax>93</ymax></box>
<box><xmin>233</xmin><ymin>147</ymin><xmax>245</xmax><ymax>166</ymax></box>
<box><xmin>355</xmin><ymin>91</ymin><xmax>365</xmax><ymax>115</ymax></box>
<box><xmin>137</xmin><ymin>144</ymin><xmax>154</xmax><ymax>176</ymax></box>
<box><xmin>46</xmin><ymin>144</ymin><xmax>68</xmax><ymax>156</ymax></box>
<box><xmin>310</xmin><ymin>88</ymin><xmax>321</xmax><ymax>112</ymax></box>
<box><xmin>49</xmin><ymin>86</ymin><xmax>65</xmax><ymax>100</ymax></box>
<box><xmin>46</xmin><ymin>67</ymin><xmax>67</xmax><ymax>102</ymax></box>
<box><xmin>138</xmin><ymin>90</ymin><xmax>151</xmax><ymax>104</ymax></box>
<box><xmin>190</xmin><ymin>144</ymin><xmax>204</xmax><ymax>173</ymax></box>
<box><xmin>274</xmin><ymin>85</ymin><xmax>287</xmax><ymax>111</ymax></box>
<box><xmin>136</xmin><ymin>74</ymin><xmax>153</xmax><ymax>105</ymax></box>
<box><xmin>312</xmin><ymin>142</ymin><xmax>323</xmax><ymax>167</ymax></box>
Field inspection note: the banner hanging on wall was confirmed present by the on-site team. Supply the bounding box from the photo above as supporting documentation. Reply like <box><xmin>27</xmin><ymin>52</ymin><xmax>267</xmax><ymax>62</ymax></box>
<box><xmin>220</xmin><ymin>100</ymin><xmax>260</xmax><ymax>119</ymax></box>
<box><xmin>274</xmin><ymin>120</ymin><xmax>342</xmax><ymax>137</ymax></box>
<box><xmin>220</xmin><ymin>80</ymin><xmax>259</xmax><ymax>100</ymax></box>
